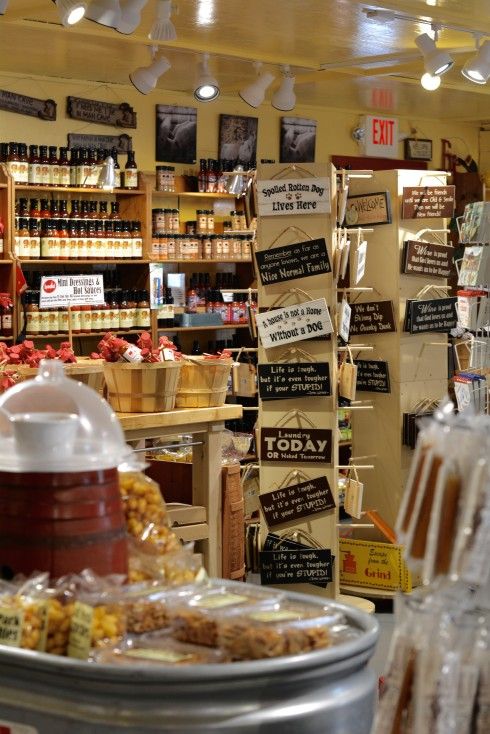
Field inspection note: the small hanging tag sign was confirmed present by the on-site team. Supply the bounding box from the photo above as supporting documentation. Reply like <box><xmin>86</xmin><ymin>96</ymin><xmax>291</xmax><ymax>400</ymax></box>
<box><xmin>256</xmin><ymin>298</ymin><xmax>333</xmax><ymax>349</ymax></box>
<box><xmin>354</xmin><ymin>240</ymin><xmax>368</xmax><ymax>284</ymax></box>
<box><xmin>256</xmin><ymin>177</ymin><xmax>331</xmax><ymax>216</ymax></box>
<box><xmin>349</xmin><ymin>300</ymin><xmax>396</xmax><ymax>335</ymax></box>
<box><xmin>355</xmin><ymin>359</ymin><xmax>391</xmax><ymax>393</ymax></box>
<box><xmin>338</xmin><ymin>299</ymin><xmax>351</xmax><ymax>342</ymax></box>
<box><xmin>260</xmin><ymin>536</ymin><xmax>333</xmax><ymax>587</ymax></box>
<box><xmin>344</xmin><ymin>478</ymin><xmax>364</xmax><ymax>519</ymax></box>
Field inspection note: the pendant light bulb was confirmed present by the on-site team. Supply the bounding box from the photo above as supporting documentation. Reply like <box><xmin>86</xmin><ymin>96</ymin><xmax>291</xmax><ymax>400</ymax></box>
<box><xmin>271</xmin><ymin>68</ymin><xmax>296</xmax><ymax>111</ymax></box>
<box><xmin>149</xmin><ymin>0</ymin><xmax>176</xmax><ymax>41</ymax></box>
<box><xmin>420</xmin><ymin>72</ymin><xmax>441</xmax><ymax>90</ymax></box>
<box><xmin>415</xmin><ymin>32</ymin><xmax>454</xmax><ymax>76</ymax></box>
<box><xmin>130</xmin><ymin>55</ymin><xmax>171</xmax><ymax>95</ymax></box>
<box><xmin>98</xmin><ymin>156</ymin><xmax>116</xmax><ymax>191</ymax></box>
<box><xmin>194</xmin><ymin>54</ymin><xmax>220</xmax><ymax>102</ymax></box>
<box><xmin>117</xmin><ymin>0</ymin><xmax>148</xmax><ymax>34</ymax></box>
<box><xmin>462</xmin><ymin>40</ymin><xmax>490</xmax><ymax>84</ymax></box>
<box><xmin>54</xmin><ymin>0</ymin><xmax>87</xmax><ymax>26</ymax></box>
<box><xmin>85</xmin><ymin>0</ymin><xmax>121</xmax><ymax>28</ymax></box>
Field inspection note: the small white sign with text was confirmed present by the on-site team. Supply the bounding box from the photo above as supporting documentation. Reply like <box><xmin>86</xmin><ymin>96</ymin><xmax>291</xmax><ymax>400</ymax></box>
<box><xmin>256</xmin><ymin>298</ymin><xmax>333</xmax><ymax>349</ymax></box>
<box><xmin>39</xmin><ymin>274</ymin><xmax>104</xmax><ymax>308</ymax></box>
<box><xmin>256</xmin><ymin>177</ymin><xmax>331</xmax><ymax>216</ymax></box>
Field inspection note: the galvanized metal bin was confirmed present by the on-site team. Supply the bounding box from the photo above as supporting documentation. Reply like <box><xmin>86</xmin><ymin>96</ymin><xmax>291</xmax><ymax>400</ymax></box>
<box><xmin>0</xmin><ymin>593</ymin><xmax>378</xmax><ymax>734</ymax></box>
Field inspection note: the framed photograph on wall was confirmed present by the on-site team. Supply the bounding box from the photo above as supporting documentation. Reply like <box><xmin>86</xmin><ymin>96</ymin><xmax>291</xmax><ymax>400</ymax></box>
<box><xmin>280</xmin><ymin>116</ymin><xmax>317</xmax><ymax>163</ymax></box>
<box><xmin>404</xmin><ymin>138</ymin><xmax>433</xmax><ymax>161</ymax></box>
<box><xmin>156</xmin><ymin>104</ymin><xmax>197</xmax><ymax>164</ymax></box>
<box><xmin>345</xmin><ymin>191</ymin><xmax>392</xmax><ymax>226</ymax></box>
<box><xmin>219</xmin><ymin>114</ymin><xmax>258</xmax><ymax>166</ymax></box>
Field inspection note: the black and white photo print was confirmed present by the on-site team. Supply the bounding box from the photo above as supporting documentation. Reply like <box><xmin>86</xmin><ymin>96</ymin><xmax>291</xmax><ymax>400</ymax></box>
<box><xmin>219</xmin><ymin>114</ymin><xmax>258</xmax><ymax>166</ymax></box>
<box><xmin>280</xmin><ymin>116</ymin><xmax>317</xmax><ymax>163</ymax></box>
<box><xmin>156</xmin><ymin>104</ymin><xmax>197</xmax><ymax>164</ymax></box>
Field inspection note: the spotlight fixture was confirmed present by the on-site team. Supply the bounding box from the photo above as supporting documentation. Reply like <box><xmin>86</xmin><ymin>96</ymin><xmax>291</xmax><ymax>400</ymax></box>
<box><xmin>97</xmin><ymin>156</ymin><xmax>116</xmax><ymax>191</ymax></box>
<box><xmin>271</xmin><ymin>66</ymin><xmax>296</xmax><ymax>111</ymax></box>
<box><xmin>117</xmin><ymin>0</ymin><xmax>148</xmax><ymax>34</ymax></box>
<box><xmin>462</xmin><ymin>40</ymin><xmax>490</xmax><ymax>84</ymax></box>
<box><xmin>130</xmin><ymin>54</ymin><xmax>171</xmax><ymax>94</ymax></box>
<box><xmin>85</xmin><ymin>0</ymin><xmax>121</xmax><ymax>28</ymax></box>
<box><xmin>149</xmin><ymin>0</ymin><xmax>176</xmax><ymax>41</ymax></box>
<box><xmin>239</xmin><ymin>63</ymin><xmax>275</xmax><ymax>108</ymax></box>
<box><xmin>421</xmin><ymin>72</ymin><xmax>441</xmax><ymax>90</ymax></box>
<box><xmin>53</xmin><ymin>0</ymin><xmax>87</xmax><ymax>26</ymax></box>
<box><xmin>415</xmin><ymin>29</ymin><xmax>454</xmax><ymax>76</ymax></box>
<box><xmin>194</xmin><ymin>54</ymin><xmax>220</xmax><ymax>102</ymax></box>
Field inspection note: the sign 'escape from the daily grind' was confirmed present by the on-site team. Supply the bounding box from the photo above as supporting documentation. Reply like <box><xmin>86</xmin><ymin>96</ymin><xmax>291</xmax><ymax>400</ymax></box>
<box><xmin>255</xmin><ymin>237</ymin><xmax>331</xmax><ymax>285</ymax></box>
<box><xmin>257</xmin><ymin>178</ymin><xmax>331</xmax><ymax>216</ymax></box>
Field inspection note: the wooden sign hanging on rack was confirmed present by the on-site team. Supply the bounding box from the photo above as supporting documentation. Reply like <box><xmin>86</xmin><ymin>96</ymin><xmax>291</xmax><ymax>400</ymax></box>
<box><xmin>402</xmin><ymin>240</ymin><xmax>452</xmax><ymax>278</ymax></box>
<box><xmin>255</xmin><ymin>298</ymin><xmax>333</xmax><ymax>349</ymax></box>
<box><xmin>258</xmin><ymin>362</ymin><xmax>331</xmax><ymax>400</ymax></box>
<box><xmin>405</xmin><ymin>297</ymin><xmax>458</xmax><ymax>333</ymax></box>
<box><xmin>260</xmin><ymin>427</ymin><xmax>332</xmax><ymax>463</ymax></box>
<box><xmin>255</xmin><ymin>237</ymin><xmax>331</xmax><ymax>285</ymax></box>
<box><xmin>260</xmin><ymin>476</ymin><xmax>335</xmax><ymax>527</ymax></box>
<box><xmin>256</xmin><ymin>177</ymin><xmax>331</xmax><ymax>216</ymax></box>
<box><xmin>401</xmin><ymin>186</ymin><xmax>455</xmax><ymax>219</ymax></box>
<box><xmin>349</xmin><ymin>300</ymin><xmax>397</xmax><ymax>335</ymax></box>
<box><xmin>354</xmin><ymin>359</ymin><xmax>391</xmax><ymax>393</ymax></box>
<box><xmin>261</xmin><ymin>533</ymin><xmax>333</xmax><ymax>587</ymax></box>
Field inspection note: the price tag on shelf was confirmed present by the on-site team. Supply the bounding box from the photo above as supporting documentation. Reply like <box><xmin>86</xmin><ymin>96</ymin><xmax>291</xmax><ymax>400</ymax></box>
<box><xmin>39</xmin><ymin>274</ymin><xmax>104</xmax><ymax>308</ymax></box>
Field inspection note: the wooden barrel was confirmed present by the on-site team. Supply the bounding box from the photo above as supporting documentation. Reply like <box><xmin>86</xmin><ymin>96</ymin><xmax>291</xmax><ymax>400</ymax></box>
<box><xmin>0</xmin><ymin>468</ymin><xmax>128</xmax><ymax>579</ymax></box>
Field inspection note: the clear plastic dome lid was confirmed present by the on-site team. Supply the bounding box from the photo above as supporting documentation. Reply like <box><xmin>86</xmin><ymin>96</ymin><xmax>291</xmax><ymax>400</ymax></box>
<box><xmin>0</xmin><ymin>359</ymin><xmax>132</xmax><ymax>472</ymax></box>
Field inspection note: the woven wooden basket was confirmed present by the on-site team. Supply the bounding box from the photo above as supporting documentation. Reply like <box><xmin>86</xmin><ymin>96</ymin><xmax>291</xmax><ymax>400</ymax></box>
<box><xmin>103</xmin><ymin>360</ymin><xmax>182</xmax><ymax>413</ymax></box>
<box><xmin>175</xmin><ymin>357</ymin><xmax>233</xmax><ymax>409</ymax></box>
<box><xmin>8</xmin><ymin>358</ymin><xmax>105</xmax><ymax>394</ymax></box>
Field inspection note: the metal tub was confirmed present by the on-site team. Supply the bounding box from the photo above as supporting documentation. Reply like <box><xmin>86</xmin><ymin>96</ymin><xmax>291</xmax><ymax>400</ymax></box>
<box><xmin>0</xmin><ymin>593</ymin><xmax>378</xmax><ymax>734</ymax></box>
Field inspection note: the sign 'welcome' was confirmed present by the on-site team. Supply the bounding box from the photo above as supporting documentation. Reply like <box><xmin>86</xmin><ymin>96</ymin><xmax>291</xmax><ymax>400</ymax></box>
<box><xmin>257</xmin><ymin>178</ymin><xmax>331</xmax><ymax>216</ymax></box>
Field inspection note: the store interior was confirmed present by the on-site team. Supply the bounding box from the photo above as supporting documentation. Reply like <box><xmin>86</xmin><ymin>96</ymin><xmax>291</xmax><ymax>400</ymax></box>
<box><xmin>0</xmin><ymin>1</ymin><xmax>489</xmax><ymax>733</ymax></box>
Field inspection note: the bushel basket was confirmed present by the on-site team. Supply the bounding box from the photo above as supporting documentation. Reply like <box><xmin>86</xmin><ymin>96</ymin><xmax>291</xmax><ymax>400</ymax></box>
<box><xmin>103</xmin><ymin>360</ymin><xmax>182</xmax><ymax>413</ymax></box>
<box><xmin>176</xmin><ymin>356</ymin><xmax>233</xmax><ymax>408</ymax></box>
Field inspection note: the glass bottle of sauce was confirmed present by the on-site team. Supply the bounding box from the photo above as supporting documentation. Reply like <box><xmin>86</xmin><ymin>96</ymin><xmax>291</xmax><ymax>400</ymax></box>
<box><xmin>7</xmin><ymin>142</ymin><xmax>20</xmax><ymax>182</ymax></box>
<box><xmin>29</xmin><ymin>217</ymin><xmax>41</xmax><ymax>259</ymax></box>
<box><xmin>104</xmin><ymin>221</ymin><xmax>114</xmax><ymax>259</ymax></box>
<box><xmin>69</xmin><ymin>148</ymin><xmax>79</xmax><ymax>187</ymax></box>
<box><xmin>49</xmin><ymin>146</ymin><xmax>59</xmax><ymax>187</ymax></box>
<box><xmin>111</xmin><ymin>201</ymin><xmax>120</xmax><ymax>219</ymax></box>
<box><xmin>127</xmin><ymin>290</ymin><xmax>138</xmax><ymax>329</ymax></box>
<box><xmin>17</xmin><ymin>217</ymin><xmax>30</xmax><ymax>260</ymax></box>
<box><xmin>113</xmin><ymin>220</ymin><xmax>123</xmax><ymax>259</ymax></box>
<box><xmin>28</xmin><ymin>145</ymin><xmax>42</xmax><ymax>185</ymax></box>
<box><xmin>58</xmin><ymin>218</ymin><xmax>69</xmax><ymax>260</ymax></box>
<box><xmin>39</xmin><ymin>145</ymin><xmax>50</xmax><ymax>186</ymax></box>
<box><xmin>26</xmin><ymin>291</ymin><xmax>40</xmax><ymax>336</ymax></box>
<box><xmin>80</xmin><ymin>304</ymin><xmax>92</xmax><ymax>334</ymax></box>
<box><xmin>87</xmin><ymin>148</ymin><xmax>98</xmax><ymax>187</ymax></box>
<box><xmin>29</xmin><ymin>198</ymin><xmax>40</xmax><ymax>218</ymax></box>
<box><xmin>119</xmin><ymin>291</ymin><xmax>132</xmax><ymax>331</ymax></box>
<box><xmin>124</xmin><ymin>150</ymin><xmax>138</xmax><ymax>189</ymax></box>
<box><xmin>39</xmin><ymin>198</ymin><xmax>50</xmax><ymax>219</ymax></box>
<box><xmin>111</xmin><ymin>148</ymin><xmax>121</xmax><ymax>189</ymax></box>
<box><xmin>131</xmin><ymin>221</ymin><xmax>143</xmax><ymax>259</ymax></box>
<box><xmin>68</xmin><ymin>220</ymin><xmax>78</xmax><ymax>259</ymax></box>
<box><xmin>59</xmin><ymin>147</ymin><xmax>71</xmax><ymax>187</ymax></box>
<box><xmin>95</xmin><ymin>219</ymin><xmax>105</xmax><ymax>259</ymax></box>
<box><xmin>198</xmin><ymin>159</ymin><xmax>207</xmax><ymax>193</ymax></box>
<box><xmin>137</xmin><ymin>289</ymin><xmax>151</xmax><ymax>329</ymax></box>
<box><xmin>70</xmin><ymin>303</ymin><xmax>82</xmax><ymax>335</ymax></box>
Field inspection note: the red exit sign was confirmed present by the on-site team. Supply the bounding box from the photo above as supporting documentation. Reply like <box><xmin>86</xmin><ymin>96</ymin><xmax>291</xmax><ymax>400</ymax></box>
<box><xmin>362</xmin><ymin>115</ymin><xmax>399</xmax><ymax>159</ymax></box>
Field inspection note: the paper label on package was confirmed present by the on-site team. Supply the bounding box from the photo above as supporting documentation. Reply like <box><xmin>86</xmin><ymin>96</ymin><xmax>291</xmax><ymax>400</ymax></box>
<box><xmin>0</xmin><ymin>606</ymin><xmax>23</xmax><ymax>647</ymax></box>
<box><xmin>248</xmin><ymin>610</ymin><xmax>298</xmax><ymax>623</ymax></box>
<box><xmin>68</xmin><ymin>602</ymin><xmax>93</xmax><ymax>660</ymax></box>
<box><xmin>339</xmin><ymin>299</ymin><xmax>351</xmax><ymax>342</ymax></box>
<box><xmin>194</xmin><ymin>593</ymin><xmax>248</xmax><ymax>609</ymax></box>
<box><xmin>256</xmin><ymin>298</ymin><xmax>333</xmax><ymax>349</ymax></box>
<box><xmin>256</xmin><ymin>178</ymin><xmax>331</xmax><ymax>216</ymax></box>
<box><xmin>125</xmin><ymin>648</ymin><xmax>194</xmax><ymax>663</ymax></box>
<box><xmin>162</xmin><ymin>348</ymin><xmax>176</xmax><ymax>361</ymax></box>
<box><xmin>39</xmin><ymin>274</ymin><xmax>104</xmax><ymax>308</ymax></box>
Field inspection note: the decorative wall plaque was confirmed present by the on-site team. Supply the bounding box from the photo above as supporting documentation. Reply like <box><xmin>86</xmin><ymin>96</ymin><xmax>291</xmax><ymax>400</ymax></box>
<box><xmin>67</xmin><ymin>96</ymin><xmax>136</xmax><ymax>128</ymax></box>
<box><xmin>255</xmin><ymin>298</ymin><xmax>333</xmax><ymax>349</ymax></box>
<box><xmin>0</xmin><ymin>89</ymin><xmax>56</xmax><ymax>121</ymax></box>
<box><xmin>345</xmin><ymin>191</ymin><xmax>391</xmax><ymax>226</ymax></box>
<box><xmin>402</xmin><ymin>240</ymin><xmax>452</xmax><ymax>279</ymax></box>
<box><xmin>256</xmin><ymin>178</ymin><xmax>331</xmax><ymax>216</ymax></box>
<box><xmin>406</xmin><ymin>297</ymin><xmax>458</xmax><ymax>334</ymax></box>
<box><xmin>67</xmin><ymin>133</ymin><xmax>132</xmax><ymax>153</ymax></box>
<box><xmin>354</xmin><ymin>360</ymin><xmax>391</xmax><ymax>393</ymax></box>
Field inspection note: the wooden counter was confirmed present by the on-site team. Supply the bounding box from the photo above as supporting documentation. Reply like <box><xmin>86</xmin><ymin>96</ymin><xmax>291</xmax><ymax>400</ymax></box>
<box><xmin>117</xmin><ymin>404</ymin><xmax>243</xmax><ymax>577</ymax></box>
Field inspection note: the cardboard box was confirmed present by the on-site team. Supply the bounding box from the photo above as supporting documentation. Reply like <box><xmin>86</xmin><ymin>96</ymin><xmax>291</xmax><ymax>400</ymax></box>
<box><xmin>339</xmin><ymin>537</ymin><xmax>412</xmax><ymax>593</ymax></box>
